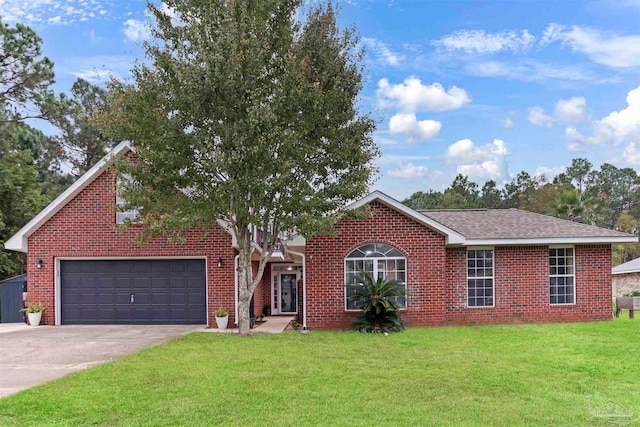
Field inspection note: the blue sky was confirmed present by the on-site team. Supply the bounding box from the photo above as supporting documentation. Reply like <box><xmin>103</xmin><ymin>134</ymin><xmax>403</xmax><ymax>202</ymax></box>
<box><xmin>2</xmin><ymin>0</ymin><xmax>639</xmax><ymax>200</ymax></box>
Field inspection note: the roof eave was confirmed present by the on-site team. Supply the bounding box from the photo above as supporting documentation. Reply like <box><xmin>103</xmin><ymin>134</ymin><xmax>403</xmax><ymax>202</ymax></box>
<box><xmin>4</xmin><ymin>141</ymin><xmax>133</xmax><ymax>253</ymax></box>
<box><xmin>462</xmin><ymin>236</ymin><xmax>638</xmax><ymax>246</ymax></box>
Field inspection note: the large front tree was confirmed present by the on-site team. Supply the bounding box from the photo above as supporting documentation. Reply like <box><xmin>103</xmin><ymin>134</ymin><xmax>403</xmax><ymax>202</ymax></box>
<box><xmin>98</xmin><ymin>1</ymin><xmax>377</xmax><ymax>335</ymax></box>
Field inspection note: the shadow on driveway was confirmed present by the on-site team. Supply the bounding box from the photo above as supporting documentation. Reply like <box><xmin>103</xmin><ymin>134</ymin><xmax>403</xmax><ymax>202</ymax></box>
<box><xmin>0</xmin><ymin>325</ymin><xmax>205</xmax><ymax>398</ymax></box>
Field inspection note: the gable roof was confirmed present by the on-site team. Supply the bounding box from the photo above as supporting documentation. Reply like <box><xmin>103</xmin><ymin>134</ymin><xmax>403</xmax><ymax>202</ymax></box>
<box><xmin>612</xmin><ymin>257</ymin><xmax>640</xmax><ymax>275</ymax></box>
<box><xmin>346</xmin><ymin>191</ymin><xmax>466</xmax><ymax>245</ymax></box>
<box><xmin>4</xmin><ymin>141</ymin><xmax>134</xmax><ymax>253</ymax></box>
<box><xmin>420</xmin><ymin>208</ymin><xmax>637</xmax><ymax>245</ymax></box>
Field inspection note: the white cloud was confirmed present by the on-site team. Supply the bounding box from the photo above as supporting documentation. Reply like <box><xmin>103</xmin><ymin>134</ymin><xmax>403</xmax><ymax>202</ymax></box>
<box><xmin>444</xmin><ymin>138</ymin><xmax>509</xmax><ymax>183</ymax></box>
<box><xmin>622</xmin><ymin>143</ymin><xmax>640</xmax><ymax>166</ymax></box>
<box><xmin>554</xmin><ymin>97</ymin><xmax>587</xmax><ymax>125</ymax></box>
<box><xmin>362</xmin><ymin>38</ymin><xmax>404</xmax><ymax>66</ymax></box>
<box><xmin>389</xmin><ymin>113</ymin><xmax>441</xmax><ymax>142</ymax></box>
<box><xmin>388</xmin><ymin>163</ymin><xmax>431</xmax><ymax>178</ymax></box>
<box><xmin>377</xmin><ymin>77</ymin><xmax>471</xmax><ymax>113</ymax></box>
<box><xmin>500</xmin><ymin>118</ymin><xmax>515</xmax><ymax>128</ymax></box>
<box><xmin>566</xmin><ymin>85</ymin><xmax>640</xmax><ymax>151</ymax></box>
<box><xmin>468</xmin><ymin>60</ymin><xmax>596</xmax><ymax>82</ymax></box>
<box><xmin>432</xmin><ymin>29</ymin><xmax>536</xmax><ymax>54</ymax></box>
<box><xmin>0</xmin><ymin>0</ymin><xmax>109</xmax><ymax>25</ymax></box>
<box><xmin>123</xmin><ymin>19</ymin><xmax>152</xmax><ymax>42</ymax></box>
<box><xmin>541</xmin><ymin>24</ymin><xmax>640</xmax><ymax>68</ymax></box>
<box><xmin>528</xmin><ymin>107</ymin><xmax>554</xmax><ymax>128</ymax></box>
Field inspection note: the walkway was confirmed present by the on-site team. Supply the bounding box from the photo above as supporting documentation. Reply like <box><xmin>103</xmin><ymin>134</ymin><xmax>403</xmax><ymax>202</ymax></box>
<box><xmin>202</xmin><ymin>316</ymin><xmax>294</xmax><ymax>334</ymax></box>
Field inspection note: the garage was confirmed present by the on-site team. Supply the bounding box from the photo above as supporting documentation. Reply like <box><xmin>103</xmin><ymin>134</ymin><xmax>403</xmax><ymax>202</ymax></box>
<box><xmin>60</xmin><ymin>259</ymin><xmax>206</xmax><ymax>325</ymax></box>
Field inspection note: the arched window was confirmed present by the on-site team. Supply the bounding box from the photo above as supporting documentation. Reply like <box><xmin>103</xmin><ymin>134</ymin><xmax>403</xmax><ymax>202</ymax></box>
<box><xmin>344</xmin><ymin>243</ymin><xmax>406</xmax><ymax>310</ymax></box>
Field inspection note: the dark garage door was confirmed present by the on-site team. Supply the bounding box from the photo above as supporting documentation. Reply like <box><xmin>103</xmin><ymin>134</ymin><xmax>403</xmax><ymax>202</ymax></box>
<box><xmin>61</xmin><ymin>259</ymin><xmax>206</xmax><ymax>325</ymax></box>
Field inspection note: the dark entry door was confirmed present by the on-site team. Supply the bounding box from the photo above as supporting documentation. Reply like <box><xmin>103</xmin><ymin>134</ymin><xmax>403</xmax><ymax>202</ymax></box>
<box><xmin>280</xmin><ymin>273</ymin><xmax>297</xmax><ymax>314</ymax></box>
<box><xmin>60</xmin><ymin>259</ymin><xmax>206</xmax><ymax>324</ymax></box>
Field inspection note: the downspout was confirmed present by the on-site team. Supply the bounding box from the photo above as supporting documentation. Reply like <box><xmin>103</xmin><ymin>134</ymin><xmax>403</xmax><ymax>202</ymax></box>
<box><xmin>284</xmin><ymin>245</ymin><xmax>308</xmax><ymax>333</ymax></box>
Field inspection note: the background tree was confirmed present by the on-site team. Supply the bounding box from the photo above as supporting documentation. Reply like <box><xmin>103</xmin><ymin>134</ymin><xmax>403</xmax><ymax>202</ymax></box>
<box><xmin>402</xmin><ymin>190</ymin><xmax>443</xmax><ymax>210</ymax></box>
<box><xmin>441</xmin><ymin>174</ymin><xmax>479</xmax><ymax>208</ymax></box>
<box><xmin>565</xmin><ymin>158</ymin><xmax>593</xmax><ymax>194</ymax></box>
<box><xmin>97</xmin><ymin>1</ymin><xmax>377</xmax><ymax>336</ymax></box>
<box><xmin>48</xmin><ymin>78</ymin><xmax>118</xmax><ymax>176</ymax></box>
<box><xmin>0</xmin><ymin>18</ymin><xmax>55</xmax><ymax>122</ymax></box>
<box><xmin>0</xmin><ymin>146</ymin><xmax>50</xmax><ymax>278</ymax></box>
<box><xmin>550</xmin><ymin>189</ymin><xmax>587</xmax><ymax>221</ymax></box>
<box><xmin>613</xmin><ymin>209</ymin><xmax>640</xmax><ymax>265</ymax></box>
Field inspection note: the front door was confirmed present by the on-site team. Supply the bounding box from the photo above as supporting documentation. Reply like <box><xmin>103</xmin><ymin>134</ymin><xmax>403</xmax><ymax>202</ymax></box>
<box><xmin>272</xmin><ymin>271</ymin><xmax>298</xmax><ymax>314</ymax></box>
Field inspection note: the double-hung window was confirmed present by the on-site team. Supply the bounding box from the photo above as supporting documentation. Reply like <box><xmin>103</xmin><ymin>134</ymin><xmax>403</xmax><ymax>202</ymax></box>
<box><xmin>467</xmin><ymin>248</ymin><xmax>494</xmax><ymax>307</ymax></box>
<box><xmin>344</xmin><ymin>243</ymin><xmax>406</xmax><ymax>310</ymax></box>
<box><xmin>116</xmin><ymin>174</ymin><xmax>140</xmax><ymax>224</ymax></box>
<box><xmin>549</xmin><ymin>247</ymin><xmax>575</xmax><ymax>304</ymax></box>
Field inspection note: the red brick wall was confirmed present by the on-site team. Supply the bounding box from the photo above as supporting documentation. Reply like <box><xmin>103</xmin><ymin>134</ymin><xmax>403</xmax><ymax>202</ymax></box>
<box><xmin>305</xmin><ymin>201</ymin><xmax>613</xmax><ymax>329</ymax></box>
<box><xmin>305</xmin><ymin>201</ymin><xmax>448</xmax><ymax>329</ymax></box>
<box><xmin>444</xmin><ymin>245</ymin><xmax>612</xmax><ymax>325</ymax></box>
<box><xmin>27</xmin><ymin>170</ymin><xmax>237</xmax><ymax>326</ymax></box>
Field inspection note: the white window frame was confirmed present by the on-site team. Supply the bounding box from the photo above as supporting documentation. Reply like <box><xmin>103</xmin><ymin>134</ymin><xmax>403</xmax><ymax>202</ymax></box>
<box><xmin>344</xmin><ymin>243</ymin><xmax>407</xmax><ymax>311</ymax></box>
<box><xmin>549</xmin><ymin>245</ymin><xmax>576</xmax><ymax>305</ymax></box>
<box><xmin>466</xmin><ymin>247</ymin><xmax>495</xmax><ymax>308</ymax></box>
<box><xmin>116</xmin><ymin>175</ymin><xmax>140</xmax><ymax>224</ymax></box>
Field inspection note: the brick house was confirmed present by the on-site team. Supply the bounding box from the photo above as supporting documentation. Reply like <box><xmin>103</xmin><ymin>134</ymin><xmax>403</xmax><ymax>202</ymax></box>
<box><xmin>612</xmin><ymin>258</ymin><xmax>640</xmax><ymax>296</ymax></box>
<box><xmin>5</xmin><ymin>142</ymin><xmax>637</xmax><ymax>329</ymax></box>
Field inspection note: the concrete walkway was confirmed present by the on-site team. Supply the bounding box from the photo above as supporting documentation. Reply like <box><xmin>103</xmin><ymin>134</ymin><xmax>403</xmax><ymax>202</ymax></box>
<box><xmin>200</xmin><ymin>316</ymin><xmax>294</xmax><ymax>334</ymax></box>
<box><xmin>253</xmin><ymin>316</ymin><xmax>294</xmax><ymax>333</ymax></box>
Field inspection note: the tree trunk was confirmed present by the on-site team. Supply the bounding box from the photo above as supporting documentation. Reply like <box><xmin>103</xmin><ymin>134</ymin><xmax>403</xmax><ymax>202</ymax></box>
<box><xmin>236</xmin><ymin>225</ymin><xmax>254</xmax><ymax>336</ymax></box>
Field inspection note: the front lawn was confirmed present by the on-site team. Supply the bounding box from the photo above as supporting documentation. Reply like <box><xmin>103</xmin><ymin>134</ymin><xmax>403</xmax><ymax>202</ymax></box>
<box><xmin>1</xmin><ymin>321</ymin><xmax>639</xmax><ymax>426</ymax></box>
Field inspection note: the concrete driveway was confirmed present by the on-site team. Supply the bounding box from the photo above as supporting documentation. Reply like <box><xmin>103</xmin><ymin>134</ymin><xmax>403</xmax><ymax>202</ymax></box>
<box><xmin>0</xmin><ymin>324</ymin><xmax>205</xmax><ymax>398</ymax></box>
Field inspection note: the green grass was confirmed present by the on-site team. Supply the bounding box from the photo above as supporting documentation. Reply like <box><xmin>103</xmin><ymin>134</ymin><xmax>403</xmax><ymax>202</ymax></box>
<box><xmin>1</xmin><ymin>320</ymin><xmax>639</xmax><ymax>426</ymax></box>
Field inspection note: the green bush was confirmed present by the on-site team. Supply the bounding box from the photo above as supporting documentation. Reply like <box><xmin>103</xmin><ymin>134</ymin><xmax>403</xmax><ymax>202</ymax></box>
<box><xmin>347</xmin><ymin>273</ymin><xmax>407</xmax><ymax>333</ymax></box>
<box><xmin>623</xmin><ymin>291</ymin><xmax>640</xmax><ymax>297</ymax></box>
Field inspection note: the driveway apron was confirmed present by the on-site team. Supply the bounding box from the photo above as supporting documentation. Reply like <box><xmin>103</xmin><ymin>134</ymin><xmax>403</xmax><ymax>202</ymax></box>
<box><xmin>0</xmin><ymin>325</ymin><xmax>204</xmax><ymax>398</ymax></box>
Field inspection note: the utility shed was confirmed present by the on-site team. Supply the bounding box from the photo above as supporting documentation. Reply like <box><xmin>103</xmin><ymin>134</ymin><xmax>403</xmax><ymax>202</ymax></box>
<box><xmin>0</xmin><ymin>274</ymin><xmax>26</xmax><ymax>323</ymax></box>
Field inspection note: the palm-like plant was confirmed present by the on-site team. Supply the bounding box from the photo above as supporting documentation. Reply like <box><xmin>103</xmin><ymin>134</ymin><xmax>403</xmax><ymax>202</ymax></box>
<box><xmin>347</xmin><ymin>273</ymin><xmax>408</xmax><ymax>333</ymax></box>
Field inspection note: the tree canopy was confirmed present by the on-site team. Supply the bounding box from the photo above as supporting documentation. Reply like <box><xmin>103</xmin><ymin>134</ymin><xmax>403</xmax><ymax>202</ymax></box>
<box><xmin>0</xmin><ymin>18</ymin><xmax>106</xmax><ymax>279</ymax></box>
<box><xmin>403</xmin><ymin>159</ymin><xmax>640</xmax><ymax>264</ymax></box>
<box><xmin>97</xmin><ymin>0</ymin><xmax>378</xmax><ymax>335</ymax></box>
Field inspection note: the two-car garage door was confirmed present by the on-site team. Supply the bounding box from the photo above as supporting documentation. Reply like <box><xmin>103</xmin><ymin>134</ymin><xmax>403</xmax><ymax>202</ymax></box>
<box><xmin>60</xmin><ymin>259</ymin><xmax>206</xmax><ymax>325</ymax></box>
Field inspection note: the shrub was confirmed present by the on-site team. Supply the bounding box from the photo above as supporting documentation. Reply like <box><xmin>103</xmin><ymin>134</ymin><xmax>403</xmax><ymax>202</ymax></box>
<box><xmin>347</xmin><ymin>273</ymin><xmax>407</xmax><ymax>333</ymax></box>
<box><xmin>623</xmin><ymin>291</ymin><xmax>640</xmax><ymax>297</ymax></box>
<box><xmin>20</xmin><ymin>303</ymin><xmax>46</xmax><ymax>313</ymax></box>
<box><xmin>213</xmin><ymin>306</ymin><xmax>229</xmax><ymax>317</ymax></box>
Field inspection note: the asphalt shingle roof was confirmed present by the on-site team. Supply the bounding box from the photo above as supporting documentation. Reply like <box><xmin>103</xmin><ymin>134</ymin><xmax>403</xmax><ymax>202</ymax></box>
<box><xmin>612</xmin><ymin>257</ymin><xmax>640</xmax><ymax>274</ymax></box>
<box><xmin>419</xmin><ymin>208</ymin><xmax>632</xmax><ymax>241</ymax></box>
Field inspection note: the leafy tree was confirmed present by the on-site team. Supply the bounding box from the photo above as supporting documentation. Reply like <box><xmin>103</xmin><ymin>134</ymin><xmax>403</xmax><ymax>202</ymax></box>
<box><xmin>565</xmin><ymin>158</ymin><xmax>593</xmax><ymax>194</ymax></box>
<box><xmin>0</xmin><ymin>18</ymin><xmax>55</xmax><ymax>122</ymax></box>
<box><xmin>442</xmin><ymin>174</ymin><xmax>479</xmax><ymax>208</ymax></box>
<box><xmin>613</xmin><ymin>209</ymin><xmax>640</xmax><ymax>265</ymax></box>
<box><xmin>97</xmin><ymin>1</ymin><xmax>377</xmax><ymax>336</ymax></box>
<box><xmin>479</xmin><ymin>180</ymin><xmax>502</xmax><ymax>209</ymax></box>
<box><xmin>585</xmin><ymin>164</ymin><xmax>639</xmax><ymax>229</ymax></box>
<box><xmin>403</xmin><ymin>190</ymin><xmax>443</xmax><ymax>210</ymax></box>
<box><xmin>502</xmin><ymin>171</ymin><xmax>541</xmax><ymax>209</ymax></box>
<box><xmin>0</xmin><ymin>148</ymin><xmax>50</xmax><ymax>278</ymax></box>
<box><xmin>48</xmin><ymin>78</ymin><xmax>118</xmax><ymax>176</ymax></box>
<box><xmin>348</xmin><ymin>273</ymin><xmax>407</xmax><ymax>333</ymax></box>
